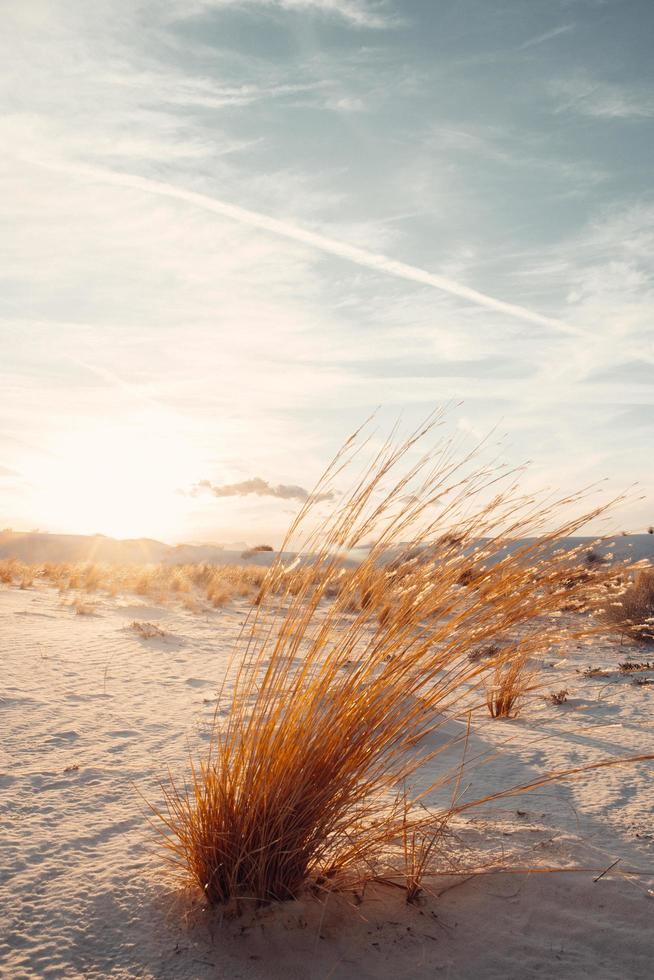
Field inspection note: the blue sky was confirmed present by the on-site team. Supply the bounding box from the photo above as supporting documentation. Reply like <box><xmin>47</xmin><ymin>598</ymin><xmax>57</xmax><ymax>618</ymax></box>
<box><xmin>1</xmin><ymin>0</ymin><xmax>652</xmax><ymax>543</ymax></box>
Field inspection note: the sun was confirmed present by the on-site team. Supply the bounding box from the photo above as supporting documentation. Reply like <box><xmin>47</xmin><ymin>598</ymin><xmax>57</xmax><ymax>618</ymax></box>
<box><xmin>26</xmin><ymin>421</ymin><xmax>196</xmax><ymax>541</ymax></box>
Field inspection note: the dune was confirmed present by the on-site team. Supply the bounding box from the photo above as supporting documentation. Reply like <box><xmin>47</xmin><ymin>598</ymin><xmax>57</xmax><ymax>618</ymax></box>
<box><xmin>2</xmin><ymin>528</ymin><xmax>653</xmax><ymax>574</ymax></box>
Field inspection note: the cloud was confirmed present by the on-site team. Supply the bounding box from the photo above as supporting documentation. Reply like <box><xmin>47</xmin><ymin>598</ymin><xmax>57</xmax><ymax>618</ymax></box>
<box><xmin>170</xmin><ymin>0</ymin><xmax>394</xmax><ymax>29</ymax></box>
<box><xmin>2</xmin><ymin>0</ymin><xmax>652</xmax><ymax>538</ymax></box>
<box><xmin>190</xmin><ymin>476</ymin><xmax>336</xmax><ymax>502</ymax></box>
<box><xmin>328</xmin><ymin>95</ymin><xmax>367</xmax><ymax>112</ymax></box>
<box><xmin>29</xmin><ymin>157</ymin><xmax>585</xmax><ymax>337</ymax></box>
<box><xmin>518</xmin><ymin>23</ymin><xmax>575</xmax><ymax>51</ymax></box>
<box><xmin>551</xmin><ymin>75</ymin><xmax>654</xmax><ymax>119</ymax></box>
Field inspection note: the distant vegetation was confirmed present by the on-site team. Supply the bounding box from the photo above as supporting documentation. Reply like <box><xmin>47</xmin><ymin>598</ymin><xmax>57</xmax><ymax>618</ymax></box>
<box><xmin>240</xmin><ymin>544</ymin><xmax>274</xmax><ymax>558</ymax></box>
<box><xmin>0</xmin><ymin>558</ymin><xmax>268</xmax><ymax>610</ymax></box>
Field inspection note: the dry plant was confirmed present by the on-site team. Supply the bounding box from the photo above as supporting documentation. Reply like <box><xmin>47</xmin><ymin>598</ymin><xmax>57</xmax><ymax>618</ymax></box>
<box><xmin>241</xmin><ymin>544</ymin><xmax>274</xmax><ymax>558</ymax></box>
<box><xmin>600</xmin><ymin>568</ymin><xmax>654</xmax><ymax>643</ymax></box>
<box><xmin>581</xmin><ymin>666</ymin><xmax>611</xmax><ymax>678</ymax></box>
<box><xmin>544</xmin><ymin>689</ymin><xmax>569</xmax><ymax>705</ymax></box>
<box><xmin>485</xmin><ymin>656</ymin><xmax>536</xmax><ymax>718</ymax></box>
<box><xmin>398</xmin><ymin>793</ymin><xmax>451</xmax><ymax>904</ymax></box>
<box><xmin>0</xmin><ymin>558</ymin><xmax>25</xmax><ymax>584</ymax></box>
<box><xmin>149</xmin><ymin>412</ymin><xmax>652</xmax><ymax>910</ymax></box>
<box><xmin>130</xmin><ymin>620</ymin><xmax>166</xmax><ymax>639</ymax></box>
<box><xmin>468</xmin><ymin>642</ymin><xmax>501</xmax><ymax>664</ymax></box>
<box><xmin>73</xmin><ymin>599</ymin><xmax>96</xmax><ymax>616</ymax></box>
<box><xmin>618</xmin><ymin>660</ymin><xmax>653</xmax><ymax>673</ymax></box>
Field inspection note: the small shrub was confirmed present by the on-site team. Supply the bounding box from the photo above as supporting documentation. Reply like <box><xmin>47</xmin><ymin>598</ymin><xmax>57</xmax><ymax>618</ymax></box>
<box><xmin>241</xmin><ymin>544</ymin><xmax>274</xmax><ymax>558</ymax></box>
<box><xmin>545</xmin><ymin>689</ymin><xmax>569</xmax><ymax>705</ymax></box>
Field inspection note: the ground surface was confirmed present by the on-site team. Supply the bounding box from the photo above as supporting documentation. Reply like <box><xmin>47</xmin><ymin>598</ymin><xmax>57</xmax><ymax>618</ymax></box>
<box><xmin>1</xmin><ymin>584</ymin><xmax>653</xmax><ymax>979</ymax></box>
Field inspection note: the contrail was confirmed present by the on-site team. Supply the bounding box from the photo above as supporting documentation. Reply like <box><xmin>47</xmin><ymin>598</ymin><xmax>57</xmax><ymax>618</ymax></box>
<box><xmin>33</xmin><ymin>157</ymin><xmax>584</xmax><ymax>336</ymax></box>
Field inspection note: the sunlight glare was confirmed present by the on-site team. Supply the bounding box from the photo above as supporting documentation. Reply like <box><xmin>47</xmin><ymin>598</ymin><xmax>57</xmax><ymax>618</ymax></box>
<box><xmin>26</xmin><ymin>422</ymin><xmax>197</xmax><ymax>540</ymax></box>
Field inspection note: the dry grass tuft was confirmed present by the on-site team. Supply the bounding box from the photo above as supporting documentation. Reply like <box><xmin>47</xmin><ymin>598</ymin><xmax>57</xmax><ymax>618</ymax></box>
<box><xmin>544</xmin><ymin>689</ymin><xmax>569</xmax><ymax>705</ymax></box>
<box><xmin>600</xmin><ymin>568</ymin><xmax>654</xmax><ymax>644</ymax></box>
<box><xmin>485</xmin><ymin>656</ymin><xmax>535</xmax><ymax>718</ymax></box>
<box><xmin>130</xmin><ymin>620</ymin><xmax>166</xmax><ymax>639</ymax></box>
<box><xmin>0</xmin><ymin>558</ymin><xmax>26</xmax><ymax>584</ymax></box>
<box><xmin>148</xmin><ymin>414</ymin><xmax>650</xmax><ymax>909</ymax></box>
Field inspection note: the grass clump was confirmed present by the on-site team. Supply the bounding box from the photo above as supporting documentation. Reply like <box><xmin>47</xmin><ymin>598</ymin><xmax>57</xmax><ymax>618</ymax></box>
<box><xmin>0</xmin><ymin>558</ymin><xmax>26</xmax><ymax>584</ymax></box>
<box><xmin>130</xmin><ymin>620</ymin><xmax>166</xmax><ymax>639</ymax></box>
<box><xmin>151</xmin><ymin>413</ymin><xmax>646</xmax><ymax>909</ymax></box>
<box><xmin>600</xmin><ymin>568</ymin><xmax>654</xmax><ymax>644</ymax></box>
<box><xmin>485</xmin><ymin>656</ymin><xmax>535</xmax><ymax>718</ymax></box>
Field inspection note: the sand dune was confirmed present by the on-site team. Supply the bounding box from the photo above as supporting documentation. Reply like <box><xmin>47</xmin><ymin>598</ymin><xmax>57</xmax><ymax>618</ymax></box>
<box><xmin>2</xmin><ymin>528</ymin><xmax>653</xmax><ymax>568</ymax></box>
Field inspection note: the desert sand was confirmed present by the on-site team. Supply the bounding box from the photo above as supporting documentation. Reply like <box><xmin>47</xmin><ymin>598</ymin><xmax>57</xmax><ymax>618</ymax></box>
<box><xmin>1</xmin><ymin>578</ymin><xmax>653</xmax><ymax>980</ymax></box>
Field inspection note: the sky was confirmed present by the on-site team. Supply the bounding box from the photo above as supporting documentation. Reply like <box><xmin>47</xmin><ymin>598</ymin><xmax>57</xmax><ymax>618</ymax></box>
<box><xmin>1</xmin><ymin>0</ymin><xmax>653</xmax><ymax>545</ymax></box>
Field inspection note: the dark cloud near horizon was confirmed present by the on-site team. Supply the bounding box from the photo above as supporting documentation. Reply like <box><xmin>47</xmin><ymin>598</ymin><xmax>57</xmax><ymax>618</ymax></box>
<box><xmin>189</xmin><ymin>476</ymin><xmax>335</xmax><ymax>504</ymax></box>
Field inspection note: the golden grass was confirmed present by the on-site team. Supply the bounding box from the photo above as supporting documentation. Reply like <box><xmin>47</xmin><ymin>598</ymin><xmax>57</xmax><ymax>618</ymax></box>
<box><xmin>600</xmin><ymin>568</ymin><xmax>654</xmax><ymax>643</ymax></box>
<box><xmin>0</xmin><ymin>557</ymin><xmax>268</xmax><ymax>609</ymax></box>
<box><xmin>485</xmin><ymin>655</ymin><xmax>535</xmax><ymax>719</ymax></box>
<box><xmin>150</xmin><ymin>413</ymin><xmax>649</xmax><ymax>909</ymax></box>
<box><xmin>0</xmin><ymin>558</ymin><xmax>21</xmax><ymax>583</ymax></box>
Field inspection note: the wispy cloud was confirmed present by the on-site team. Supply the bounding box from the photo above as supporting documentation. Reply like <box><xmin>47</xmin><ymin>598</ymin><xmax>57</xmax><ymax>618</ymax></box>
<box><xmin>551</xmin><ymin>74</ymin><xmax>654</xmax><ymax>118</ymax></box>
<box><xmin>190</xmin><ymin>477</ymin><xmax>335</xmax><ymax>502</ymax></box>
<box><xmin>28</xmin><ymin>157</ymin><xmax>585</xmax><ymax>337</ymax></box>
<box><xmin>170</xmin><ymin>0</ymin><xmax>395</xmax><ymax>29</ymax></box>
<box><xmin>518</xmin><ymin>23</ymin><xmax>575</xmax><ymax>51</ymax></box>
<box><xmin>2</xmin><ymin>0</ymin><xmax>652</xmax><ymax>537</ymax></box>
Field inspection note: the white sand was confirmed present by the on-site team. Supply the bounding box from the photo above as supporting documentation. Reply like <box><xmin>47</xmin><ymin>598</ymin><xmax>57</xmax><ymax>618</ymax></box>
<box><xmin>2</xmin><ymin>584</ymin><xmax>653</xmax><ymax>979</ymax></box>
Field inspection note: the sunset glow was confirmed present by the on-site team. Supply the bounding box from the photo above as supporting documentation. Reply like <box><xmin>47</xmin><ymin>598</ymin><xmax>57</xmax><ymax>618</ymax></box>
<box><xmin>1</xmin><ymin>0</ymin><xmax>652</xmax><ymax>542</ymax></box>
<box><xmin>21</xmin><ymin>423</ymin><xmax>197</xmax><ymax>540</ymax></box>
